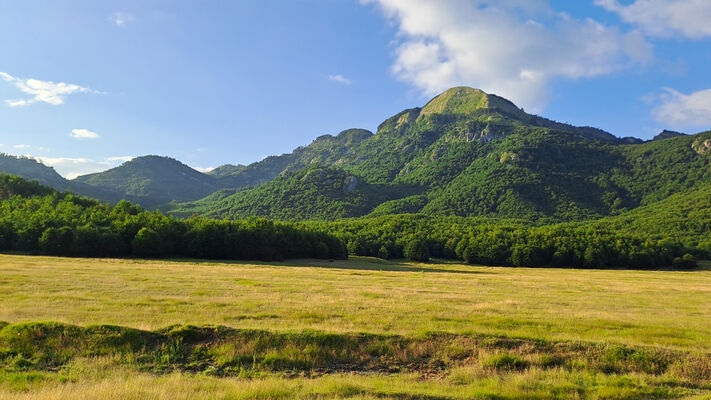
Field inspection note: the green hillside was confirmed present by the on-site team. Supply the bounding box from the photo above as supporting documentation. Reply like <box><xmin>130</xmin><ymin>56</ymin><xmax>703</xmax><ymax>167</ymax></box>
<box><xmin>6</xmin><ymin>87</ymin><xmax>710</xmax><ymax>223</ymax></box>
<box><xmin>171</xmin><ymin>165</ymin><xmax>422</xmax><ymax>220</ymax></box>
<box><xmin>0</xmin><ymin>154</ymin><xmax>66</xmax><ymax>187</ymax></box>
<box><xmin>210</xmin><ymin>128</ymin><xmax>374</xmax><ymax>189</ymax></box>
<box><xmin>0</xmin><ymin>154</ymin><xmax>124</xmax><ymax>203</ymax></box>
<box><xmin>1</xmin><ymin>173</ymin><xmax>704</xmax><ymax>268</ymax></box>
<box><xmin>74</xmin><ymin>155</ymin><xmax>220</xmax><ymax>207</ymax></box>
<box><xmin>167</xmin><ymin>87</ymin><xmax>711</xmax><ymax>222</ymax></box>
<box><xmin>592</xmin><ymin>181</ymin><xmax>711</xmax><ymax>250</ymax></box>
<box><xmin>0</xmin><ymin>173</ymin><xmax>346</xmax><ymax>260</ymax></box>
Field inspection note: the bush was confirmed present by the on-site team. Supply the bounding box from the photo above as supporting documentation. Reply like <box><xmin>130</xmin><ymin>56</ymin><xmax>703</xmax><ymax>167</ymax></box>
<box><xmin>132</xmin><ymin>227</ymin><xmax>166</xmax><ymax>258</ymax></box>
<box><xmin>539</xmin><ymin>354</ymin><xmax>564</xmax><ymax>368</ymax></box>
<box><xmin>672</xmin><ymin>254</ymin><xmax>697</xmax><ymax>269</ymax></box>
<box><xmin>482</xmin><ymin>353</ymin><xmax>528</xmax><ymax>371</ymax></box>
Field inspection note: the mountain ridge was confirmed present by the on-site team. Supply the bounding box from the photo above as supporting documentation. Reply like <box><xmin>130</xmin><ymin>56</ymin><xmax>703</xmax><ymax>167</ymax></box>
<box><xmin>2</xmin><ymin>87</ymin><xmax>709</xmax><ymax>220</ymax></box>
<box><xmin>73</xmin><ymin>155</ymin><xmax>220</xmax><ymax>207</ymax></box>
<box><xmin>162</xmin><ymin>87</ymin><xmax>711</xmax><ymax>222</ymax></box>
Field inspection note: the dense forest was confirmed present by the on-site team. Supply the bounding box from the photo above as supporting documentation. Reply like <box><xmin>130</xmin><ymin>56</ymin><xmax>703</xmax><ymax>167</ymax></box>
<box><xmin>2</xmin><ymin>87</ymin><xmax>710</xmax><ymax>226</ymax></box>
<box><xmin>167</xmin><ymin>88</ymin><xmax>711</xmax><ymax>223</ymax></box>
<box><xmin>1</xmin><ymin>87</ymin><xmax>710</xmax><ymax>269</ymax></box>
<box><xmin>305</xmin><ymin>214</ymin><xmax>703</xmax><ymax>269</ymax></box>
<box><xmin>0</xmin><ymin>174</ymin><xmax>704</xmax><ymax>269</ymax></box>
<box><xmin>0</xmin><ymin>174</ymin><xmax>347</xmax><ymax>261</ymax></box>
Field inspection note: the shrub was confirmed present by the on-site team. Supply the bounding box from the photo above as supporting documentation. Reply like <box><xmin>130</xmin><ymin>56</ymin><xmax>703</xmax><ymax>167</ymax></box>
<box><xmin>482</xmin><ymin>353</ymin><xmax>528</xmax><ymax>371</ymax></box>
<box><xmin>672</xmin><ymin>254</ymin><xmax>697</xmax><ymax>269</ymax></box>
<box><xmin>539</xmin><ymin>354</ymin><xmax>564</xmax><ymax>368</ymax></box>
<box><xmin>131</xmin><ymin>227</ymin><xmax>165</xmax><ymax>258</ymax></box>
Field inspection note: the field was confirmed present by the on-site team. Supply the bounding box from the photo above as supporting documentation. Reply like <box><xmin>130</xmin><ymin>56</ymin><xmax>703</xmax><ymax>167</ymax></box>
<box><xmin>1</xmin><ymin>254</ymin><xmax>710</xmax><ymax>399</ymax></box>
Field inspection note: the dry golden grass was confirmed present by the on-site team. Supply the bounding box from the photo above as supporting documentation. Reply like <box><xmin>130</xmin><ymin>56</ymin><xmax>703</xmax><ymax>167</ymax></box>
<box><xmin>0</xmin><ymin>254</ymin><xmax>709</xmax><ymax>352</ymax></box>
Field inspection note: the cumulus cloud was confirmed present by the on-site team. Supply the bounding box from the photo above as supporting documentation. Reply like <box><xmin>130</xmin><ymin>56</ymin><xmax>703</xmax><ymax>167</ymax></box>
<box><xmin>364</xmin><ymin>0</ymin><xmax>651</xmax><ymax>111</ymax></box>
<box><xmin>595</xmin><ymin>0</ymin><xmax>711</xmax><ymax>38</ymax></box>
<box><xmin>328</xmin><ymin>74</ymin><xmax>353</xmax><ymax>85</ymax></box>
<box><xmin>70</xmin><ymin>129</ymin><xmax>100</xmax><ymax>139</ymax></box>
<box><xmin>35</xmin><ymin>156</ymin><xmax>134</xmax><ymax>179</ymax></box>
<box><xmin>653</xmin><ymin>87</ymin><xmax>711</xmax><ymax>129</ymax></box>
<box><xmin>193</xmin><ymin>166</ymin><xmax>215</xmax><ymax>173</ymax></box>
<box><xmin>109</xmin><ymin>12</ymin><xmax>134</xmax><ymax>27</ymax></box>
<box><xmin>0</xmin><ymin>71</ymin><xmax>95</xmax><ymax>107</ymax></box>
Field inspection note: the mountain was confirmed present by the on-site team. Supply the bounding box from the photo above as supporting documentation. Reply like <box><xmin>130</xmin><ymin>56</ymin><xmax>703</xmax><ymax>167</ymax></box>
<box><xmin>0</xmin><ymin>154</ymin><xmax>123</xmax><ymax>203</ymax></box>
<box><xmin>652</xmin><ymin>130</ymin><xmax>686</xmax><ymax>141</ymax></box>
<box><xmin>170</xmin><ymin>165</ymin><xmax>421</xmax><ymax>220</ymax></box>
<box><xmin>208</xmin><ymin>128</ymin><xmax>374</xmax><ymax>189</ymax></box>
<box><xmin>74</xmin><ymin>155</ymin><xmax>220</xmax><ymax>207</ymax></box>
<box><xmin>207</xmin><ymin>164</ymin><xmax>247</xmax><ymax>178</ymax></box>
<box><xmin>6</xmin><ymin>87</ymin><xmax>710</xmax><ymax>221</ymax></box>
<box><xmin>0</xmin><ymin>154</ymin><xmax>67</xmax><ymax>187</ymax></box>
<box><xmin>204</xmin><ymin>88</ymin><xmax>620</xmax><ymax>191</ymax></box>
<box><xmin>169</xmin><ymin>87</ymin><xmax>711</xmax><ymax>222</ymax></box>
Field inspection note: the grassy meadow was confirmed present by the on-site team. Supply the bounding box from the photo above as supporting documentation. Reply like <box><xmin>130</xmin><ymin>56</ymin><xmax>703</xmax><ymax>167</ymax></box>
<box><xmin>1</xmin><ymin>254</ymin><xmax>710</xmax><ymax>399</ymax></box>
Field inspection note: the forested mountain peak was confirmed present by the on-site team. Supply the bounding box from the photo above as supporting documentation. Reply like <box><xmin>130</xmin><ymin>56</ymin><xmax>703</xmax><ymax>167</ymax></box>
<box><xmin>372</xmin><ymin>87</ymin><xmax>618</xmax><ymax>144</ymax></box>
<box><xmin>74</xmin><ymin>155</ymin><xmax>212</xmax><ymax>186</ymax></box>
<box><xmin>0</xmin><ymin>153</ymin><xmax>67</xmax><ymax>187</ymax></box>
<box><xmin>317</xmin><ymin>128</ymin><xmax>374</xmax><ymax>145</ymax></box>
<box><xmin>168</xmin><ymin>99</ymin><xmax>711</xmax><ymax>222</ymax></box>
<box><xmin>0</xmin><ymin>153</ymin><xmax>125</xmax><ymax>203</ymax></box>
<box><xmin>9</xmin><ymin>87</ymin><xmax>710</xmax><ymax>219</ymax></box>
<box><xmin>73</xmin><ymin>155</ymin><xmax>218</xmax><ymax>206</ymax></box>
<box><xmin>652</xmin><ymin>130</ymin><xmax>686</xmax><ymax>141</ymax></box>
<box><xmin>420</xmin><ymin>86</ymin><xmax>523</xmax><ymax>118</ymax></box>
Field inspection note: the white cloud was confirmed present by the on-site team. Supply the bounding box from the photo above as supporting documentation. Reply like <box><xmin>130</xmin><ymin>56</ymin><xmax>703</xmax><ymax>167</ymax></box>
<box><xmin>109</xmin><ymin>12</ymin><xmax>134</xmax><ymax>27</ymax></box>
<box><xmin>13</xmin><ymin>144</ymin><xmax>31</xmax><ymax>149</ymax></box>
<box><xmin>364</xmin><ymin>0</ymin><xmax>651</xmax><ymax>112</ymax></box>
<box><xmin>328</xmin><ymin>74</ymin><xmax>353</xmax><ymax>85</ymax></box>
<box><xmin>70</xmin><ymin>129</ymin><xmax>100</xmax><ymax>139</ymax></box>
<box><xmin>193</xmin><ymin>166</ymin><xmax>215</xmax><ymax>173</ymax></box>
<box><xmin>34</xmin><ymin>156</ymin><xmax>134</xmax><ymax>179</ymax></box>
<box><xmin>653</xmin><ymin>87</ymin><xmax>711</xmax><ymax>129</ymax></box>
<box><xmin>595</xmin><ymin>0</ymin><xmax>711</xmax><ymax>38</ymax></box>
<box><xmin>105</xmin><ymin>156</ymin><xmax>134</xmax><ymax>162</ymax></box>
<box><xmin>0</xmin><ymin>71</ymin><xmax>95</xmax><ymax>107</ymax></box>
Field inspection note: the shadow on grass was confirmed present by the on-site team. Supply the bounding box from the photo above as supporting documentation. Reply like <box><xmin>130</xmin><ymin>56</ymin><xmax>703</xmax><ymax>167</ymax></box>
<box><xmin>159</xmin><ymin>256</ymin><xmax>482</xmax><ymax>275</ymax></box>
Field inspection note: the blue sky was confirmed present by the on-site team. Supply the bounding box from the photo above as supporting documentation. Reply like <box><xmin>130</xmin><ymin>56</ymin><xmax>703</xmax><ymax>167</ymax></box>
<box><xmin>1</xmin><ymin>0</ymin><xmax>710</xmax><ymax>178</ymax></box>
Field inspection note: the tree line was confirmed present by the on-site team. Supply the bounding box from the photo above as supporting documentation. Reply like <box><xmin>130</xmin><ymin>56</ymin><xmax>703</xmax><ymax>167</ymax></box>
<box><xmin>0</xmin><ymin>174</ymin><xmax>703</xmax><ymax>268</ymax></box>
<box><xmin>0</xmin><ymin>174</ymin><xmax>347</xmax><ymax>261</ymax></box>
<box><xmin>306</xmin><ymin>214</ymin><xmax>702</xmax><ymax>269</ymax></box>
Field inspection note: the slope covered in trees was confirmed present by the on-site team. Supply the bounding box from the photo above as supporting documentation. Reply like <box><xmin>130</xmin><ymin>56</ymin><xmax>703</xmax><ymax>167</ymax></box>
<box><xmin>0</xmin><ymin>174</ymin><xmax>346</xmax><ymax>261</ymax></box>
<box><xmin>0</xmin><ymin>154</ymin><xmax>124</xmax><ymax>203</ymax></box>
<box><xmin>3</xmin><ymin>87</ymin><xmax>710</xmax><ymax>225</ymax></box>
<box><xmin>167</xmin><ymin>88</ymin><xmax>711</xmax><ymax>222</ymax></box>
<box><xmin>210</xmin><ymin>128</ymin><xmax>374</xmax><ymax>189</ymax></box>
<box><xmin>2</xmin><ymin>173</ymin><xmax>706</xmax><ymax>268</ymax></box>
<box><xmin>73</xmin><ymin>155</ymin><xmax>222</xmax><ymax>207</ymax></box>
<box><xmin>170</xmin><ymin>166</ymin><xmax>422</xmax><ymax>220</ymax></box>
